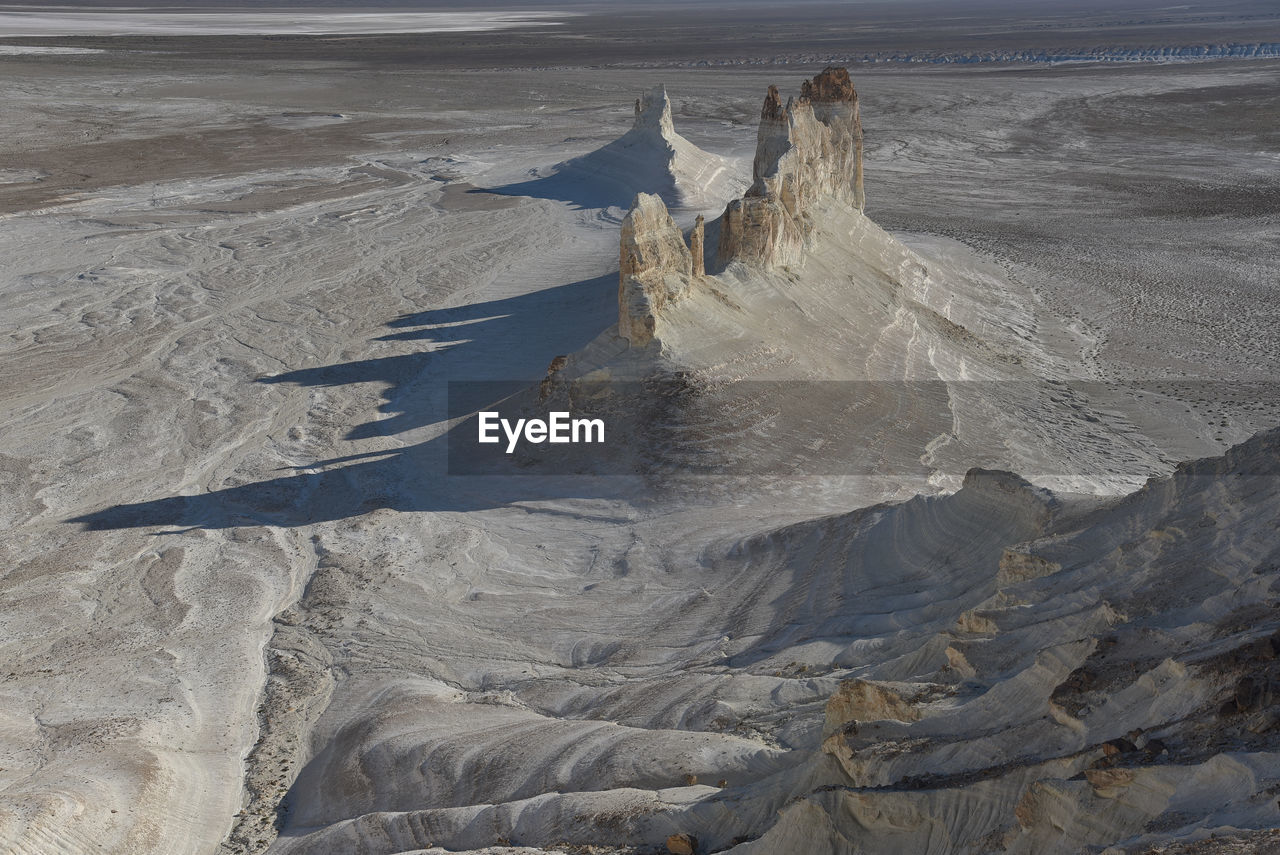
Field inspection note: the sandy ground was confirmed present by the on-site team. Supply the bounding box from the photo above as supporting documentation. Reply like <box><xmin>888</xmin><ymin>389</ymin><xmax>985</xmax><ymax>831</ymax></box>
<box><xmin>1</xmin><ymin>14</ymin><xmax>1278</xmax><ymax>855</ymax></box>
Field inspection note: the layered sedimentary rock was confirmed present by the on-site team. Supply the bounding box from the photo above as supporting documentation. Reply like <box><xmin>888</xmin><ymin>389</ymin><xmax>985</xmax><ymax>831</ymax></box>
<box><xmin>718</xmin><ymin>66</ymin><xmax>865</xmax><ymax>269</ymax></box>
<box><xmin>618</xmin><ymin>192</ymin><xmax>694</xmax><ymax>346</ymax></box>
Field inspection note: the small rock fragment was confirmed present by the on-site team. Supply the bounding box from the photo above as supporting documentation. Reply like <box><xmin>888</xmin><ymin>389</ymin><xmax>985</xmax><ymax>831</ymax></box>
<box><xmin>667</xmin><ymin>832</ymin><xmax>698</xmax><ymax>855</ymax></box>
<box><xmin>1235</xmin><ymin>675</ymin><xmax>1267</xmax><ymax>712</ymax></box>
<box><xmin>1085</xmin><ymin>767</ymin><xmax>1135</xmax><ymax>797</ymax></box>
<box><xmin>1247</xmin><ymin>708</ymin><xmax>1280</xmax><ymax>734</ymax></box>
<box><xmin>822</xmin><ymin>678</ymin><xmax>919</xmax><ymax>739</ymax></box>
<box><xmin>1102</xmin><ymin>737</ymin><xmax>1137</xmax><ymax>757</ymax></box>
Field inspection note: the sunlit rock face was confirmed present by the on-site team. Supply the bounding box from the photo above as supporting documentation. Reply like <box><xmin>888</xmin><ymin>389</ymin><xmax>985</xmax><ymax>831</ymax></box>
<box><xmin>618</xmin><ymin>192</ymin><xmax>693</xmax><ymax>346</ymax></box>
<box><xmin>718</xmin><ymin>67</ymin><xmax>865</xmax><ymax>270</ymax></box>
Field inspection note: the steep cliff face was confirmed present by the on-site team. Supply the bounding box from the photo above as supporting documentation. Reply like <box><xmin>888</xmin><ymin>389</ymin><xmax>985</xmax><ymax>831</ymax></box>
<box><xmin>690</xmin><ymin>214</ymin><xmax>705</xmax><ymax>278</ymax></box>
<box><xmin>718</xmin><ymin>67</ymin><xmax>865</xmax><ymax>269</ymax></box>
<box><xmin>618</xmin><ymin>192</ymin><xmax>694</xmax><ymax>346</ymax></box>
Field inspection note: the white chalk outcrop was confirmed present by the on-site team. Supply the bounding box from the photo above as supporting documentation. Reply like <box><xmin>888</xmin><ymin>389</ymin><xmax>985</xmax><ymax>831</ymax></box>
<box><xmin>617</xmin><ymin>194</ymin><xmax>704</xmax><ymax>347</ymax></box>
<box><xmin>569</xmin><ymin>70</ymin><xmax>1180</xmax><ymax>496</ymax></box>
<box><xmin>604</xmin><ymin>69</ymin><xmax>873</xmax><ymax>351</ymax></box>
<box><xmin>607</xmin><ymin>69</ymin><xmax>870</xmax><ymax>351</ymax></box>
<box><xmin>272</xmin><ymin>428</ymin><xmax>1280</xmax><ymax>855</ymax></box>
<box><xmin>718</xmin><ymin>66</ymin><xmax>865</xmax><ymax>269</ymax></box>
<box><xmin>618</xmin><ymin>86</ymin><xmax>735</xmax><ymax>210</ymax></box>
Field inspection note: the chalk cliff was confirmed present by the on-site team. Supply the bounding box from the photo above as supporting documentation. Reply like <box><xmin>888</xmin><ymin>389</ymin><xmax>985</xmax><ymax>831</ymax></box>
<box><xmin>718</xmin><ymin>66</ymin><xmax>865</xmax><ymax>269</ymax></box>
<box><xmin>632</xmin><ymin>84</ymin><xmax>677</xmax><ymax>138</ymax></box>
<box><xmin>618</xmin><ymin>192</ymin><xmax>694</xmax><ymax>347</ymax></box>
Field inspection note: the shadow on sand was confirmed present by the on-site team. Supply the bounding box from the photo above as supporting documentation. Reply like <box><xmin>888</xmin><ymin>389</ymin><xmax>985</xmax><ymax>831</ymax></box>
<box><xmin>482</xmin><ymin>133</ymin><xmax>681</xmax><ymax>211</ymax></box>
<box><xmin>69</xmin><ymin>272</ymin><xmax>625</xmax><ymax>532</ymax></box>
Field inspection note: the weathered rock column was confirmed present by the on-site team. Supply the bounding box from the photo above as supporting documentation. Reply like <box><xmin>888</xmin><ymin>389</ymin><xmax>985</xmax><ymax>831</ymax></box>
<box><xmin>690</xmin><ymin>215</ymin><xmax>705</xmax><ymax>278</ymax></box>
<box><xmin>618</xmin><ymin>193</ymin><xmax>693</xmax><ymax>346</ymax></box>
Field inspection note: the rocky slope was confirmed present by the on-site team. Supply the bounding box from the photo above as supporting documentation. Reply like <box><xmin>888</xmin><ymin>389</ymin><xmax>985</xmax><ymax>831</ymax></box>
<box><xmin>727</xmin><ymin>426</ymin><xmax>1280</xmax><ymax>854</ymax></box>
<box><xmin>6</xmin><ymin>57</ymin><xmax>1273</xmax><ymax>855</ymax></box>
<box><xmin>273</xmin><ymin>426</ymin><xmax>1280</xmax><ymax>854</ymax></box>
<box><xmin>335</xmin><ymin>71</ymin><xmax>1280</xmax><ymax>854</ymax></box>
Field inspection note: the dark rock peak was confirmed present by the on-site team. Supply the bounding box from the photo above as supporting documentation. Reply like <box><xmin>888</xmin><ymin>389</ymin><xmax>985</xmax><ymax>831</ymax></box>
<box><xmin>800</xmin><ymin>66</ymin><xmax>857</xmax><ymax>103</ymax></box>
<box><xmin>761</xmin><ymin>84</ymin><xmax>784</xmax><ymax>120</ymax></box>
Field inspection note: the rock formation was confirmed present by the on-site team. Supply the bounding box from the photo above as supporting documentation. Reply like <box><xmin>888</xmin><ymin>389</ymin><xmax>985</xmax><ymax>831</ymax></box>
<box><xmin>822</xmin><ymin>679</ymin><xmax>921</xmax><ymax>741</ymax></box>
<box><xmin>666</xmin><ymin>832</ymin><xmax>698</xmax><ymax>855</ymax></box>
<box><xmin>690</xmin><ymin>214</ymin><xmax>705</xmax><ymax>278</ymax></box>
<box><xmin>618</xmin><ymin>192</ymin><xmax>694</xmax><ymax>346</ymax></box>
<box><xmin>614</xmin><ymin>68</ymin><xmax>867</xmax><ymax>346</ymax></box>
<box><xmin>634</xmin><ymin>84</ymin><xmax>678</xmax><ymax>138</ymax></box>
<box><xmin>717</xmin><ymin>66</ymin><xmax>865</xmax><ymax>269</ymax></box>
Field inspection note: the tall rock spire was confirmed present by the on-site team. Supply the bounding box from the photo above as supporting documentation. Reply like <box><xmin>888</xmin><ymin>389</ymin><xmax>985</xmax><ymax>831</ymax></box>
<box><xmin>632</xmin><ymin>85</ymin><xmax>677</xmax><ymax>138</ymax></box>
<box><xmin>618</xmin><ymin>193</ymin><xmax>694</xmax><ymax>346</ymax></box>
<box><xmin>690</xmin><ymin>214</ymin><xmax>705</xmax><ymax>279</ymax></box>
<box><xmin>718</xmin><ymin>67</ymin><xmax>864</xmax><ymax>269</ymax></box>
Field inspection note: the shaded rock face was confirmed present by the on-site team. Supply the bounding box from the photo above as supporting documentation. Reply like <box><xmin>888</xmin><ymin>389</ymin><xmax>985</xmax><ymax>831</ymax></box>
<box><xmin>618</xmin><ymin>192</ymin><xmax>693</xmax><ymax>346</ymax></box>
<box><xmin>690</xmin><ymin>214</ymin><xmax>705</xmax><ymax>278</ymax></box>
<box><xmin>718</xmin><ymin>66</ymin><xmax>865</xmax><ymax>270</ymax></box>
<box><xmin>490</xmin><ymin>83</ymin><xmax>732</xmax><ymax>210</ymax></box>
